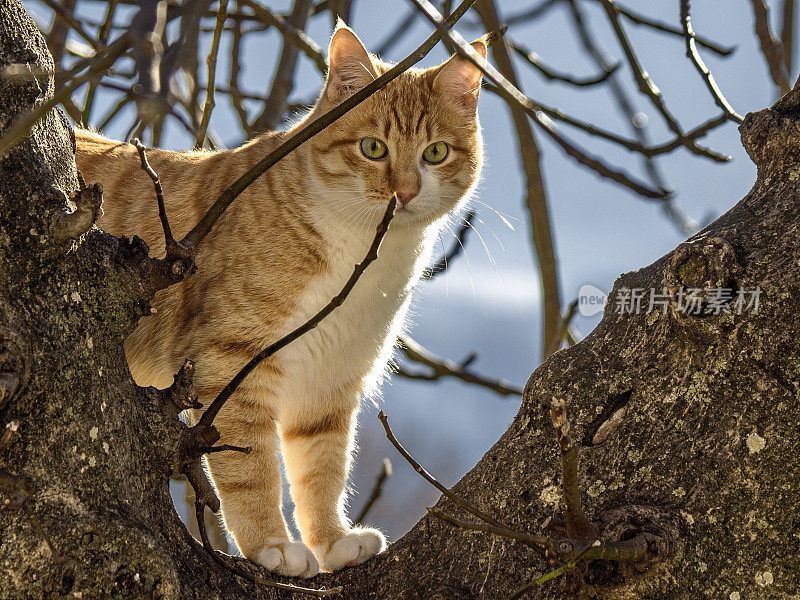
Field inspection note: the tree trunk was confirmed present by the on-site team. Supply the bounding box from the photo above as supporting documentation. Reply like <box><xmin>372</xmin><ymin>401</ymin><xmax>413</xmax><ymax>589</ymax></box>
<box><xmin>1</xmin><ymin>2</ymin><xmax>798</xmax><ymax>599</ymax></box>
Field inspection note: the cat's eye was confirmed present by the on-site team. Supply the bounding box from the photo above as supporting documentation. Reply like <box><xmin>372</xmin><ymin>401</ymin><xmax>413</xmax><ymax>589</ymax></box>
<box><xmin>360</xmin><ymin>137</ymin><xmax>388</xmax><ymax>159</ymax></box>
<box><xmin>422</xmin><ymin>141</ymin><xmax>449</xmax><ymax>164</ymax></box>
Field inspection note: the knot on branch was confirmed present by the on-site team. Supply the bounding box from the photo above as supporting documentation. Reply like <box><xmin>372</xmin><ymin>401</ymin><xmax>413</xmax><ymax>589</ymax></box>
<box><xmin>740</xmin><ymin>102</ymin><xmax>800</xmax><ymax>173</ymax></box>
<box><xmin>164</xmin><ymin>359</ymin><xmax>201</xmax><ymax>411</ymax></box>
<box><xmin>665</xmin><ymin>235</ymin><xmax>741</xmax><ymax>320</ymax></box>
<box><xmin>569</xmin><ymin>505</ymin><xmax>682</xmax><ymax>598</ymax></box>
<box><xmin>50</xmin><ymin>173</ymin><xmax>104</xmax><ymax>243</ymax></box>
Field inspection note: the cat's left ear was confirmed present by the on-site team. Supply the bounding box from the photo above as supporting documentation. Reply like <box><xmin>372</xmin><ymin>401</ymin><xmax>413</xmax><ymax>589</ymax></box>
<box><xmin>433</xmin><ymin>37</ymin><xmax>488</xmax><ymax>110</ymax></box>
<box><xmin>324</xmin><ymin>20</ymin><xmax>379</xmax><ymax>103</ymax></box>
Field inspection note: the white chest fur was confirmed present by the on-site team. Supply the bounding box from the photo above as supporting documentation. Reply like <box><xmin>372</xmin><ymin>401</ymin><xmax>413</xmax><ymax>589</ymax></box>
<box><xmin>276</xmin><ymin>216</ymin><xmax>436</xmax><ymax>413</ymax></box>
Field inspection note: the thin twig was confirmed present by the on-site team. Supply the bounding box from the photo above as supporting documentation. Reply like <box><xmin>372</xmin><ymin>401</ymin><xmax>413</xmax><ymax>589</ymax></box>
<box><xmin>550</xmin><ymin>398</ymin><xmax>597</xmax><ymax>540</ymax></box>
<box><xmin>0</xmin><ymin>32</ymin><xmax>131</xmax><ymax>160</ymax></box>
<box><xmin>131</xmin><ymin>139</ymin><xmax>175</xmax><ymax>247</ymax></box>
<box><xmin>546</xmin><ymin>299</ymin><xmax>578</xmax><ymax>357</ymax></box>
<box><xmin>249</xmin><ymin>0</ymin><xmax>317</xmax><ymax>132</ymax></box>
<box><xmin>41</xmin><ymin>0</ymin><xmax>103</xmax><ymax>53</ymax></box>
<box><xmin>414</xmin><ymin>0</ymin><xmax>670</xmax><ymax>199</ymax></box>
<box><xmin>613</xmin><ymin>1</ymin><xmax>736</xmax><ymax>57</ymax></box>
<box><xmin>427</xmin><ymin>507</ymin><xmax>551</xmax><ymax>550</ymax></box>
<box><xmin>472</xmin><ymin>0</ymin><xmax>563</xmax><ymax>361</ymax></box>
<box><xmin>377</xmin><ymin>410</ymin><xmax>509</xmax><ymax>530</ymax></box>
<box><xmin>81</xmin><ymin>0</ymin><xmax>119</xmax><ymax>125</ymax></box>
<box><xmin>197</xmin><ymin>197</ymin><xmax>398</xmax><ymax>431</ymax></box>
<box><xmin>509</xmin><ymin>40</ymin><xmax>618</xmax><ymax>87</ymax></box>
<box><xmin>679</xmin><ymin>1</ymin><xmax>743</xmax><ymax>123</ymax></box>
<box><xmin>180</xmin><ymin>0</ymin><xmax>477</xmax><ymax>250</ymax></box>
<box><xmin>599</xmin><ymin>0</ymin><xmax>720</xmax><ymax>161</ymax></box>
<box><xmin>566</xmin><ymin>0</ymin><xmax>699</xmax><ymax>235</ymax></box>
<box><xmin>424</xmin><ymin>210</ymin><xmax>475</xmax><ymax>277</ymax></box>
<box><xmin>195</xmin><ymin>0</ymin><xmax>229</xmax><ymax>149</ymax></box>
<box><xmin>229</xmin><ymin>2</ymin><xmax>251</xmax><ymax>131</ymax></box>
<box><xmin>781</xmin><ymin>0</ymin><xmax>795</xmax><ymax>74</ymax></box>
<box><xmin>239</xmin><ymin>0</ymin><xmax>326</xmax><ymax>73</ymax></box>
<box><xmin>395</xmin><ymin>336</ymin><xmax>522</xmax><ymax>397</ymax></box>
<box><xmin>508</xmin><ymin>540</ymin><xmax>600</xmax><ymax>597</ymax></box>
<box><xmin>354</xmin><ymin>458</ymin><xmax>392</xmax><ymax>525</ymax></box>
<box><xmin>0</xmin><ymin>421</ymin><xmax>20</xmax><ymax>453</ymax></box>
<box><xmin>750</xmin><ymin>0</ymin><xmax>792</xmax><ymax>94</ymax></box>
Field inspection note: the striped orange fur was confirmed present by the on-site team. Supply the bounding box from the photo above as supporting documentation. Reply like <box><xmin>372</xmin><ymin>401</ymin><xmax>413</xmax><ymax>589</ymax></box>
<box><xmin>75</xmin><ymin>24</ymin><xmax>485</xmax><ymax>577</ymax></box>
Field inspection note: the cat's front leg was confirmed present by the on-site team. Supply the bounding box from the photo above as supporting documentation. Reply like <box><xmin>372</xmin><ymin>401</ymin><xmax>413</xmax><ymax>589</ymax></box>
<box><xmin>280</xmin><ymin>402</ymin><xmax>387</xmax><ymax>572</ymax></box>
<box><xmin>204</xmin><ymin>399</ymin><xmax>319</xmax><ymax>578</ymax></box>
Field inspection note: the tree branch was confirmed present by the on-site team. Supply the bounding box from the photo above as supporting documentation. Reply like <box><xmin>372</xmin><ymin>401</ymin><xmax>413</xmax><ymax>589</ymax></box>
<box><xmin>750</xmin><ymin>0</ymin><xmax>792</xmax><ymax>94</ymax></box>
<box><xmin>680</xmin><ymin>0</ymin><xmax>743</xmax><ymax>123</ymax></box>
<box><xmin>194</xmin><ymin>0</ymin><xmax>229</xmax><ymax>149</ymax></box>
<box><xmin>395</xmin><ymin>336</ymin><xmax>523</xmax><ymax>397</ymax></box>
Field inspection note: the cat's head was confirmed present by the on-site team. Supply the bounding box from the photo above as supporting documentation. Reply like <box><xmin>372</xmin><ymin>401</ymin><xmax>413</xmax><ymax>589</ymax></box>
<box><xmin>305</xmin><ymin>23</ymin><xmax>485</xmax><ymax>229</ymax></box>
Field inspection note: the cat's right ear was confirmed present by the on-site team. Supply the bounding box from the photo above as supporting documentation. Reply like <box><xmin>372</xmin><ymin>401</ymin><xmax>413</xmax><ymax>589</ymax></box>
<box><xmin>324</xmin><ymin>21</ymin><xmax>378</xmax><ymax>103</ymax></box>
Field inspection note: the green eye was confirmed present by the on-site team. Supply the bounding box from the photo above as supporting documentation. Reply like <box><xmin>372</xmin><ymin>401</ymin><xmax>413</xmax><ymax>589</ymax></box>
<box><xmin>360</xmin><ymin>137</ymin><xmax>388</xmax><ymax>159</ymax></box>
<box><xmin>422</xmin><ymin>141</ymin><xmax>449</xmax><ymax>164</ymax></box>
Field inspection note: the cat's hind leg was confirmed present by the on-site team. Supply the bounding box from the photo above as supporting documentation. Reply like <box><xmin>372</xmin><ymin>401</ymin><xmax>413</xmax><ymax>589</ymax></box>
<box><xmin>279</xmin><ymin>401</ymin><xmax>387</xmax><ymax>572</ymax></box>
<box><xmin>206</xmin><ymin>400</ymin><xmax>319</xmax><ymax>578</ymax></box>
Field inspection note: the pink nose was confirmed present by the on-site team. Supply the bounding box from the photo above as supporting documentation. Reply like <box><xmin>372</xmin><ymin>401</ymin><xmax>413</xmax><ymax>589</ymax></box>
<box><xmin>395</xmin><ymin>190</ymin><xmax>418</xmax><ymax>205</ymax></box>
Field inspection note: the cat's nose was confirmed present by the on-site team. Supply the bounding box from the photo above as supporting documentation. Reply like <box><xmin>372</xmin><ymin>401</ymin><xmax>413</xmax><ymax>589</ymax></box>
<box><xmin>395</xmin><ymin>189</ymin><xmax>418</xmax><ymax>205</ymax></box>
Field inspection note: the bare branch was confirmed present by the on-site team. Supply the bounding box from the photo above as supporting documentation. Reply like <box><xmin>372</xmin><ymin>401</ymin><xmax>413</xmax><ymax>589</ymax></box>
<box><xmin>427</xmin><ymin>507</ymin><xmax>551</xmax><ymax>549</ymax></box>
<box><xmin>423</xmin><ymin>210</ymin><xmax>475</xmax><ymax>278</ymax></box>
<box><xmin>750</xmin><ymin>0</ymin><xmax>793</xmax><ymax>94</ymax></box>
<box><xmin>566</xmin><ymin>0</ymin><xmax>699</xmax><ymax>235</ymax></box>
<box><xmin>680</xmin><ymin>1</ymin><xmax>743</xmax><ymax>123</ymax></box>
<box><xmin>41</xmin><ymin>0</ymin><xmax>103</xmax><ymax>53</ymax></box>
<box><xmin>245</xmin><ymin>0</ymin><xmax>319</xmax><ymax>132</ymax></box>
<box><xmin>378</xmin><ymin>409</ymin><xmax>512</xmax><ymax>532</ymax></box>
<box><xmin>413</xmin><ymin>0</ymin><xmax>670</xmax><ymax>199</ymax></box>
<box><xmin>0</xmin><ymin>421</ymin><xmax>19</xmax><ymax>454</ymax></box>
<box><xmin>0</xmin><ymin>32</ymin><xmax>131</xmax><ymax>160</ymax></box>
<box><xmin>194</xmin><ymin>0</ymin><xmax>229</xmax><ymax>149</ymax></box>
<box><xmin>546</xmin><ymin>299</ymin><xmax>578</xmax><ymax>357</ymax></box>
<box><xmin>395</xmin><ymin>336</ymin><xmax>523</xmax><ymax>397</ymax></box>
<box><xmin>599</xmin><ymin>0</ymin><xmax>722</xmax><ymax>161</ymax></box>
<box><xmin>469</xmin><ymin>0</ymin><xmax>562</xmax><ymax>361</ymax></box>
<box><xmin>550</xmin><ymin>397</ymin><xmax>597</xmax><ymax>540</ymax></box>
<box><xmin>781</xmin><ymin>0</ymin><xmax>795</xmax><ymax>74</ymax></box>
<box><xmin>81</xmin><ymin>0</ymin><xmax>120</xmax><ymax>125</ymax></box>
<box><xmin>239</xmin><ymin>0</ymin><xmax>327</xmax><ymax>76</ymax></box>
<box><xmin>509</xmin><ymin>39</ymin><xmax>619</xmax><ymax>87</ymax></box>
<box><xmin>354</xmin><ymin>458</ymin><xmax>392</xmax><ymax>525</ymax></box>
<box><xmin>614</xmin><ymin>1</ymin><xmax>736</xmax><ymax>57</ymax></box>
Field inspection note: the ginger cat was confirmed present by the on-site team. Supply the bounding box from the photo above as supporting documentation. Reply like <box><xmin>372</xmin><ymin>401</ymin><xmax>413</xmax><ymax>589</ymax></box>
<box><xmin>75</xmin><ymin>25</ymin><xmax>485</xmax><ymax>577</ymax></box>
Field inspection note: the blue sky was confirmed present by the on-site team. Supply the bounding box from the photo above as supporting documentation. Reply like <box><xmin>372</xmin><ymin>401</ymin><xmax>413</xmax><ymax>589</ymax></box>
<box><xmin>24</xmin><ymin>0</ymin><xmax>794</xmax><ymax>541</ymax></box>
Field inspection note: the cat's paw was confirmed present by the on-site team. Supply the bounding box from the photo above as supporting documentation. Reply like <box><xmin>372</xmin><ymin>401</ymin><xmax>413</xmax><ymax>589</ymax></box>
<box><xmin>317</xmin><ymin>528</ymin><xmax>387</xmax><ymax>572</ymax></box>
<box><xmin>256</xmin><ymin>538</ymin><xmax>320</xmax><ymax>578</ymax></box>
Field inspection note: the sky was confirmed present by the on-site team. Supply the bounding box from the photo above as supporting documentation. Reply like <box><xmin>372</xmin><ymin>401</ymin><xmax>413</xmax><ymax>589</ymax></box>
<box><xmin>23</xmin><ymin>0</ymin><xmax>795</xmax><ymax>543</ymax></box>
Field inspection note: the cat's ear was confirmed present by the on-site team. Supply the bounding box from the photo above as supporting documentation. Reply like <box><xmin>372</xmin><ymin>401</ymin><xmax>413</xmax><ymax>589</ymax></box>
<box><xmin>433</xmin><ymin>37</ymin><xmax>488</xmax><ymax>110</ymax></box>
<box><xmin>324</xmin><ymin>20</ymin><xmax>378</xmax><ymax>103</ymax></box>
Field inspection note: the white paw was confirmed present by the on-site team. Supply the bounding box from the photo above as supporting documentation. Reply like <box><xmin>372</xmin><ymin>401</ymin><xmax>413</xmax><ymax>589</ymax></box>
<box><xmin>256</xmin><ymin>538</ymin><xmax>320</xmax><ymax>578</ymax></box>
<box><xmin>318</xmin><ymin>528</ymin><xmax>387</xmax><ymax>572</ymax></box>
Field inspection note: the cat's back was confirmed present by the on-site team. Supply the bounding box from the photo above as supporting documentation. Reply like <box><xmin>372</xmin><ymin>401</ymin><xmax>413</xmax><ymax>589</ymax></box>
<box><xmin>75</xmin><ymin>129</ymin><xmax>245</xmax><ymax>255</ymax></box>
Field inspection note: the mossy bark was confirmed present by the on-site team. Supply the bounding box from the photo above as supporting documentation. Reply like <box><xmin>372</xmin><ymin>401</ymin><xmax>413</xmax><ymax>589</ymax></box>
<box><xmin>1</xmin><ymin>2</ymin><xmax>798</xmax><ymax>599</ymax></box>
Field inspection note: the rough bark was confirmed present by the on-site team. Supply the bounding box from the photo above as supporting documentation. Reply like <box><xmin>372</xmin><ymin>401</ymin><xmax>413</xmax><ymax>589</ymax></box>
<box><xmin>1</xmin><ymin>2</ymin><xmax>798</xmax><ymax>599</ymax></box>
